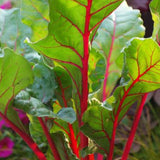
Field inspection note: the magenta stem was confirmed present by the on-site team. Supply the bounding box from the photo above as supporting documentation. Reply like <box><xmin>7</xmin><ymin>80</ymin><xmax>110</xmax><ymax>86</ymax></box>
<box><xmin>121</xmin><ymin>93</ymin><xmax>148</xmax><ymax>160</ymax></box>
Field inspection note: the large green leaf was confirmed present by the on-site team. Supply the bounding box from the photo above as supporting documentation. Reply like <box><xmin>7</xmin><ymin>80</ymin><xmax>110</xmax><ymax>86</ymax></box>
<box><xmin>82</xmin><ymin>38</ymin><xmax>160</xmax><ymax>156</ymax></box>
<box><xmin>0</xmin><ymin>8</ymin><xmax>32</xmax><ymax>54</ymax></box>
<box><xmin>21</xmin><ymin>0</ymin><xmax>49</xmax><ymax>41</ymax></box>
<box><xmin>0</xmin><ymin>48</ymin><xmax>33</xmax><ymax>130</ymax></box>
<box><xmin>26</xmin><ymin>0</ymin><xmax>123</xmax><ymax>119</ymax></box>
<box><xmin>0</xmin><ymin>48</ymin><xmax>33</xmax><ymax>113</ymax></box>
<box><xmin>90</xmin><ymin>2</ymin><xmax>145</xmax><ymax>100</ymax></box>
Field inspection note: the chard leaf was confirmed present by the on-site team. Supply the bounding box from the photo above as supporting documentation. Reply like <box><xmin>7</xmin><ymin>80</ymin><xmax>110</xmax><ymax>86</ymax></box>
<box><xmin>0</xmin><ymin>8</ymin><xmax>32</xmax><ymax>54</ymax></box>
<box><xmin>54</xmin><ymin>66</ymin><xmax>73</xmax><ymax>108</ymax></box>
<box><xmin>21</xmin><ymin>0</ymin><xmax>49</xmax><ymax>41</ymax></box>
<box><xmin>82</xmin><ymin>38</ymin><xmax>160</xmax><ymax>155</ymax></box>
<box><xmin>30</xmin><ymin>61</ymin><xmax>57</xmax><ymax>103</ymax></box>
<box><xmin>90</xmin><ymin>1</ymin><xmax>145</xmax><ymax>100</ymax></box>
<box><xmin>14</xmin><ymin>91</ymin><xmax>76</xmax><ymax>124</ymax></box>
<box><xmin>0</xmin><ymin>48</ymin><xmax>33</xmax><ymax>129</ymax></box>
<box><xmin>28</xmin><ymin>115</ymin><xmax>47</xmax><ymax>144</ymax></box>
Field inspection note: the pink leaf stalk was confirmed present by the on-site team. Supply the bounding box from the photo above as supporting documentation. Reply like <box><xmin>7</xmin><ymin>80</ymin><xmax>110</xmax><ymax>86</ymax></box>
<box><xmin>121</xmin><ymin>93</ymin><xmax>148</xmax><ymax>160</ymax></box>
<box><xmin>0</xmin><ymin>112</ymin><xmax>47</xmax><ymax>160</ymax></box>
<box><xmin>38</xmin><ymin>117</ymin><xmax>61</xmax><ymax>160</ymax></box>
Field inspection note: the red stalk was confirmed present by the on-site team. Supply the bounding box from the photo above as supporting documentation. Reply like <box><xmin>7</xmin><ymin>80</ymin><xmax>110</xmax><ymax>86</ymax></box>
<box><xmin>97</xmin><ymin>154</ymin><xmax>103</xmax><ymax>160</ymax></box>
<box><xmin>68</xmin><ymin>124</ymin><xmax>80</xmax><ymax>158</ymax></box>
<box><xmin>79</xmin><ymin>1</ymin><xmax>92</xmax><ymax>160</ymax></box>
<box><xmin>0</xmin><ymin>112</ymin><xmax>46</xmax><ymax>160</ymax></box>
<box><xmin>102</xmin><ymin>15</ymin><xmax>116</xmax><ymax>101</ymax></box>
<box><xmin>108</xmin><ymin>63</ymin><xmax>155</xmax><ymax>160</ymax></box>
<box><xmin>38</xmin><ymin>117</ymin><xmax>61</xmax><ymax>160</ymax></box>
<box><xmin>89</xmin><ymin>154</ymin><xmax>95</xmax><ymax>160</ymax></box>
<box><xmin>121</xmin><ymin>93</ymin><xmax>148</xmax><ymax>160</ymax></box>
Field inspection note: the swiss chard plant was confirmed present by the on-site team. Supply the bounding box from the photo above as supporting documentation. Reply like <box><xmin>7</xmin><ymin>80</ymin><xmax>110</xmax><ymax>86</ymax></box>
<box><xmin>0</xmin><ymin>0</ymin><xmax>160</xmax><ymax>160</ymax></box>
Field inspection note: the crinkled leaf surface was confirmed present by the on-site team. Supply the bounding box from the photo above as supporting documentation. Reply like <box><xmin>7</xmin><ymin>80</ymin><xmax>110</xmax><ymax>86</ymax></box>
<box><xmin>90</xmin><ymin>2</ymin><xmax>145</xmax><ymax>99</ymax></box>
<box><xmin>14</xmin><ymin>91</ymin><xmax>76</xmax><ymax>124</ymax></box>
<box><xmin>82</xmin><ymin>38</ymin><xmax>160</xmax><ymax>154</ymax></box>
<box><xmin>0</xmin><ymin>8</ymin><xmax>32</xmax><ymax>54</ymax></box>
<box><xmin>21</xmin><ymin>0</ymin><xmax>49</xmax><ymax>41</ymax></box>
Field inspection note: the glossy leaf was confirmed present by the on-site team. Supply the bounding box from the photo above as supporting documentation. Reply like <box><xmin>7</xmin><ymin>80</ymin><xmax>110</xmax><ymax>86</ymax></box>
<box><xmin>14</xmin><ymin>91</ymin><xmax>76</xmax><ymax>124</ymax></box>
<box><xmin>0</xmin><ymin>8</ymin><xmax>32</xmax><ymax>54</ymax></box>
<box><xmin>82</xmin><ymin>38</ymin><xmax>160</xmax><ymax>155</ymax></box>
<box><xmin>90</xmin><ymin>2</ymin><xmax>145</xmax><ymax>100</ymax></box>
<box><xmin>21</xmin><ymin>0</ymin><xmax>49</xmax><ymax>41</ymax></box>
<box><xmin>30</xmin><ymin>60</ymin><xmax>57</xmax><ymax>103</ymax></box>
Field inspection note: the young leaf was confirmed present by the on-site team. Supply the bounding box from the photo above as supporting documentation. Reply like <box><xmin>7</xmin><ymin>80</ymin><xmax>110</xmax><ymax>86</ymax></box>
<box><xmin>54</xmin><ymin>66</ymin><xmax>73</xmax><ymax>108</ymax></box>
<box><xmin>0</xmin><ymin>48</ymin><xmax>33</xmax><ymax>113</ymax></box>
<box><xmin>30</xmin><ymin>61</ymin><xmax>57</xmax><ymax>103</ymax></box>
<box><xmin>0</xmin><ymin>8</ymin><xmax>32</xmax><ymax>53</ymax></box>
<box><xmin>82</xmin><ymin>38</ymin><xmax>160</xmax><ymax>156</ymax></box>
<box><xmin>90</xmin><ymin>1</ymin><xmax>145</xmax><ymax>100</ymax></box>
<box><xmin>14</xmin><ymin>91</ymin><xmax>76</xmax><ymax>124</ymax></box>
<box><xmin>21</xmin><ymin>0</ymin><xmax>49</xmax><ymax>41</ymax></box>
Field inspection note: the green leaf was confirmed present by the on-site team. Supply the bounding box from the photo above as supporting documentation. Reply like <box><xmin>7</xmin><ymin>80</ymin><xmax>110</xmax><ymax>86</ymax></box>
<box><xmin>0</xmin><ymin>48</ymin><xmax>33</xmax><ymax>113</ymax></box>
<box><xmin>28</xmin><ymin>115</ymin><xmax>47</xmax><ymax>145</ymax></box>
<box><xmin>50</xmin><ymin>132</ymin><xmax>78</xmax><ymax>160</ymax></box>
<box><xmin>14</xmin><ymin>91</ymin><xmax>76</xmax><ymax>123</ymax></box>
<box><xmin>81</xmin><ymin>99</ymin><xmax>112</xmax><ymax>154</ymax></box>
<box><xmin>82</xmin><ymin>38</ymin><xmax>160</xmax><ymax>154</ymax></box>
<box><xmin>0</xmin><ymin>48</ymin><xmax>33</xmax><ymax>130</ymax></box>
<box><xmin>54</xmin><ymin>66</ymin><xmax>73</xmax><ymax>108</ymax></box>
<box><xmin>90</xmin><ymin>1</ymin><xmax>145</xmax><ymax>99</ymax></box>
<box><xmin>150</xmin><ymin>0</ymin><xmax>160</xmax><ymax>44</ymax></box>
<box><xmin>0</xmin><ymin>8</ymin><xmax>32</xmax><ymax>54</ymax></box>
<box><xmin>30</xmin><ymin>61</ymin><xmax>57</xmax><ymax>103</ymax></box>
<box><xmin>21</xmin><ymin>0</ymin><xmax>49</xmax><ymax>41</ymax></box>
